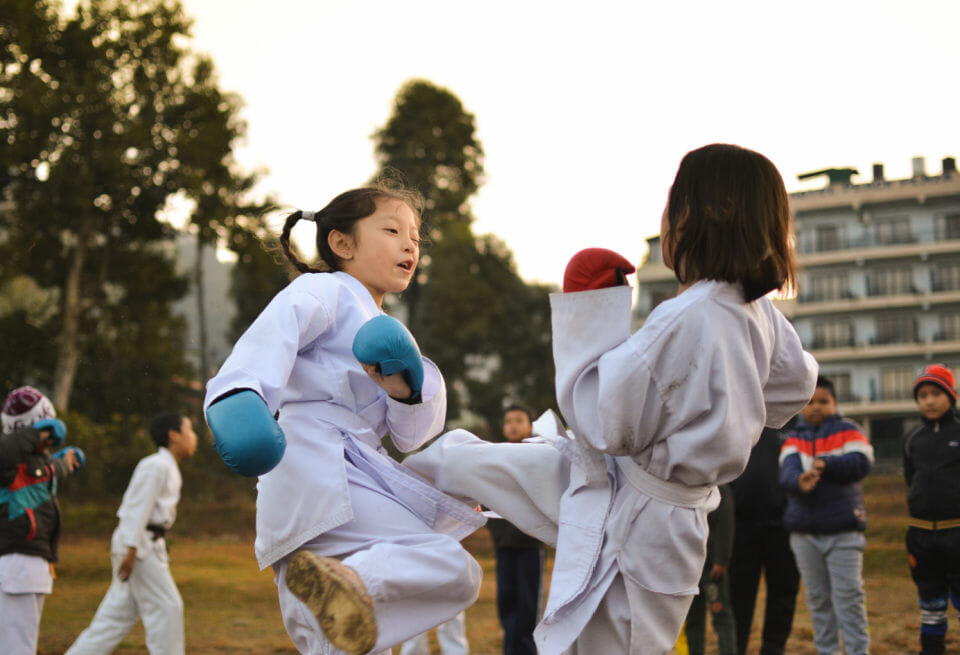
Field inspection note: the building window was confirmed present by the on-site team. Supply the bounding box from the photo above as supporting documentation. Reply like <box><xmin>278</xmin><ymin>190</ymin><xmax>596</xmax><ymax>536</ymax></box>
<box><xmin>880</xmin><ymin>366</ymin><xmax>915</xmax><ymax>401</ymax></box>
<box><xmin>826</xmin><ymin>372</ymin><xmax>854</xmax><ymax>403</ymax></box>
<box><xmin>939</xmin><ymin>312</ymin><xmax>960</xmax><ymax>341</ymax></box>
<box><xmin>648</xmin><ymin>286</ymin><xmax>675</xmax><ymax>313</ymax></box>
<box><xmin>868</xmin><ymin>266</ymin><xmax>913</xmax><ymax>296</ymax></box>
<box><xmin>815</xmin><ymin>225</ymin><xmax>842</xmax><ymax>252</ymax></box>
<box><xmin>812</xmin><ymin>319</ymin><xmax>853</xmax><ymax>349</ymax></box>
<box><xmin>932</xmin><ymin>261</ymin><xmax>960</xmax><ymax>292</ymax></box>
<box><xmin>807</xmin><ymin>271</ymin><xmax>849</xmax><ymax>301</ymax></box>
<box><xmin>874</xmin><ymin>217</ymin><xmax>912</xmax><ymax>244</ymax></box>
<box><xmin>941</xmin><ymin>213</ymin><xmax>960</xmax><ymax>240</ymax></box>
<box><xmin>874</xmin><ymin>315</ymin><xmax>915</xmax><ymax>345</ymax></box>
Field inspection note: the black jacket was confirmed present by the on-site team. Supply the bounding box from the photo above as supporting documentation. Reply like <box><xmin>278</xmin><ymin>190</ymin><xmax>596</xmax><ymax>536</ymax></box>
<box><xmin>0</xmin><ymin>427</ymin><xmax>72</xmax><ymax>562</ymax></box>
<box><xmin>731</xmin><ymin>427</ymin><xmax>789</xmax><ymax>526</ymax></box>
<box><xmin>903</xmin><ymin>410</ymin><xmax>960</xmax><ymax>521</ymax></box>
<box><xmin>487</xmin><ymin>517</ymin><xmax>542</xmax><ymax>550</ymax></box>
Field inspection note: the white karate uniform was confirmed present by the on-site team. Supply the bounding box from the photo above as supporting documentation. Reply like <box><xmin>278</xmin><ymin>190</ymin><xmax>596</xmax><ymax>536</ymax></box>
<box><xmin>0</xmin><ymin>553</ymin><xmax>52</xmax><ymax>655</ymax></box>
<box><xmin>66</xmin><ymin>448</ymin><xmax>185</xmax><ymax>655</ymax></box>
<box><xmin>406</xmin><ymin>281</ymin><xmax>818</xmax><ymax>655</ymax></box>
<box><xmin>204</xmin><ymin>271</ymin><xmax>485</xmax><ymax>655</ymax></box>
<box><xmin>399</xmin><ymin>611</ymin><xmax>469</xmax><ymax>655</ymax></box>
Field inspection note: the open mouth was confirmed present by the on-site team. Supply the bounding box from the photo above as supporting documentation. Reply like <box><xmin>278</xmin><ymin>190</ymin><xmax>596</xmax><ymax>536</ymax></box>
<box><xmin>398</xmin><ymin>261</ymin><xmax>413</xmax><ymax>272</ymax></box>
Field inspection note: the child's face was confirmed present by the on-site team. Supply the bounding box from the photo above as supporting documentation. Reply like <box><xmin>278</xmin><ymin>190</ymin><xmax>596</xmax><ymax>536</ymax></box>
<box><xmin>802</xmin><ymin>387</ymin><xmax>837</xmax><ymax>427</ymax></box>
<box><xmin>333</xmin><ymin>198</ymin><xmax>420</xmax><ymax>307</ymax></box>
<box><xmin>169</xmin><ymin>417</ymin><xmax>199</xmax><ymax>459</ymax></box>
<box><xmin>916</xmin><ymin>383</ymin><xmax>953</xmax><ymax>421</ymax></box>
<box><xmin>502</xmin><ymin>410</ymin><xmax>533</xmax><ymax>443</ymax></box>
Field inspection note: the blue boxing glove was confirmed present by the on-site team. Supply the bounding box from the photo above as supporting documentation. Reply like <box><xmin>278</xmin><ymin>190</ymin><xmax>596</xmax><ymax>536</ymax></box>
<box><xmin>352</xmin><ymin>315</ymin><xmax>424</xmax><ymax>400</ymax></box>
<box><xmin>53</xmin><ymin>446</ymin><xmax>85</xmax><ymax>471</ymax></box>
<box><xmin>33</xmin><ymin>418</ymin><xmax>66</xmax><ymax>447</ymax></box>
<box><xmin>205</xmin><ymin>389</ymin><xmax>286</xmax><ymax>477</ymax></box>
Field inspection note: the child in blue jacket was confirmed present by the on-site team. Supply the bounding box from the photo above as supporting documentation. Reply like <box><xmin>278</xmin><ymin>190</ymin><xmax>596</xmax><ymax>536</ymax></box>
<box><xmin>780</xmin><ymin>375</ymin><xmax>873</xmax><ymax>655</ymax></box>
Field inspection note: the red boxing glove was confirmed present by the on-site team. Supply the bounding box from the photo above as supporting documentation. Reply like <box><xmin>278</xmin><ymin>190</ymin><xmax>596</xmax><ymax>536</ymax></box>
<box><xmin>562</xmin><ymin>248</ymin><xmax>636</xmax><ymax>292</ymax></box>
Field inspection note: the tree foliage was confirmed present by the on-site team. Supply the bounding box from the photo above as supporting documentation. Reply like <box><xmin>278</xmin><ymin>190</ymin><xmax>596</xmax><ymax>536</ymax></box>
<box><xmin>372</xmin><ymin>80</ymin><xmax>557</xmax><ymax>436</ymax></box>
<box><xmin>0</xmin><ymin>0</ymin><xmax>257</xmax><ymax>417</ymax></box>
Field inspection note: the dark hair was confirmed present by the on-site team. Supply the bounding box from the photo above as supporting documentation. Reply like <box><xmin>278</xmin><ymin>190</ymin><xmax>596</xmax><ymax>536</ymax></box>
<box><xmin>815</xmin><ymin>375</ymin><xmax>836</xmax><ymax>400</ymax></box>
<box><xmin>149</xmin><ymin>412</ymin><xmax>183</xmax><ymax>448</ymax></box>
<box><xmin>279</xmin><ymin>181</ymin><xmax>424</xmax><ymax>274</ymax></box>
<box><xmin>666</xmin><ymin>143</ymin><xmax>796</xmax><ymax>302</ymax></box>
<box><xmin>503</xmin><ymin>403</ymin><xmax>534</xmax><ymax>422</ymax></box>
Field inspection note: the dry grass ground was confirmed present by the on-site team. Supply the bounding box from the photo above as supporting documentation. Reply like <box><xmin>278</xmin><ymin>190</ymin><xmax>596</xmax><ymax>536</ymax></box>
<box><xmin>38</xmin><ymin>474</ymin><xmax>937</xmax><ymax>654</ymax></box>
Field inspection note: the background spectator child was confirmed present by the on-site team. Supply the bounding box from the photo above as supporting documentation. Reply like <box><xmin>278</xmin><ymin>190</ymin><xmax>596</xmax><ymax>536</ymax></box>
<box><xmin>66</xmin><ymin>412</ymin><xmax>198</xmax><ymax>655</ymax></box>
<box><xmin>729</xmin><ymin>427</ymin><xmax>800</xmax><ymax>655</ymax></box>
<box><xmin>902</xmin><ymin>363</ymin><xmax>960</xmax><ymax>655</ymax></box>
<box><xmin>684</xmin><ymin>483</ymin><xmax>736</xmax><ymax>655</ymax></box>
<box><xmin>780</xmin><ymin>375</ymin><xmax>873</xmax><ymax>655</ymax></box>
<box><xmin>0</xmin><ymin>386</ymin><xmax>83</xmax><ymax>655</ymax></box>
<box><xmin>486</xmin><ymin>404</ymin><xmax>544</xmax><ymax>655</ymax></box>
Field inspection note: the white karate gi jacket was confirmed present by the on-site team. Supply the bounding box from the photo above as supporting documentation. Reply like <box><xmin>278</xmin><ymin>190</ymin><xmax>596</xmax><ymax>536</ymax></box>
<box><xmin>204</xmin><ymin>271</ymin><xmax>483</xmax><ymax>570</ymax></box>
<box><xmin>539</xmin><ymin>281</ymin><xmax>818</xmax><ymax>653</ymax></box>
<box><xmin>114</xmin><ymin>447</ymin><xmax>181</xmax><ymax>558</ymax></box>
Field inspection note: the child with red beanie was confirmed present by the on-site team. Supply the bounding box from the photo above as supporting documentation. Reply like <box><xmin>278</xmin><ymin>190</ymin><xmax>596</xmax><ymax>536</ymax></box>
<box><xmin>903</xmin><ymin>363</ymin><xmax>960</xmax><ymax>655</ymax></box>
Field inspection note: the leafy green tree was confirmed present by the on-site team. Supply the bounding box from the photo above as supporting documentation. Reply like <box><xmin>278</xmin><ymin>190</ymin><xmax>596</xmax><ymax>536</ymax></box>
<box><xmin>0</xmin><ymin>0</ymin><xmax>256</xmax><ymax>414</ymax></box>
<box><xmin>227</xmin><ymin>220</ymin><xmax>292</xmax><ymax>344</ymax></box>
<box><xmin>372</xmin><ymin>80</ymin><xmax>556</xmax><ymax>433</ymax></box>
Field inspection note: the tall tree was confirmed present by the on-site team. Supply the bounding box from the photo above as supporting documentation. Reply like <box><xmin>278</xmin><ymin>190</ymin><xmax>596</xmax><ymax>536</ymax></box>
<box><xmin>372</xmin><ymin>80</ymin><xmax>556</xmax><ymax>432</ymax></box>
<box><xmin>0</xmin><ymin>0</ymin><xmax>256</xmax><ymax>411</ymax></box>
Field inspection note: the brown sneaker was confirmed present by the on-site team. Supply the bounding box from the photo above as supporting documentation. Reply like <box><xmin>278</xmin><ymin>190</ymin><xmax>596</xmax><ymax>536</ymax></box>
<box><xmin>285</xmin><ymin>551</ymin><xmax>377</xmax><ymax>655</ymax></box>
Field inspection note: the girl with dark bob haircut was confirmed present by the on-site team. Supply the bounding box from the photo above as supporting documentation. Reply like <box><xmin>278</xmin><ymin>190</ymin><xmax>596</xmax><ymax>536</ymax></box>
<box><xmin>665</xmin><ymin>143</ymin><xmax>796</xmax><ymax>302</ymax></box>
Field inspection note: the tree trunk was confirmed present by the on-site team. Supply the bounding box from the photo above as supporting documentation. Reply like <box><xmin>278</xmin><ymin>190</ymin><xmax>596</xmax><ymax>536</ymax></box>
<box><xmin>195</xmin><ymin>232</ymin><xmax>209</xmax><ymax>379</ymax></box>
<box><xmin>52</xmin><ymin>216</ymin><xmax>92</xmax><ymax>411</ymax></box>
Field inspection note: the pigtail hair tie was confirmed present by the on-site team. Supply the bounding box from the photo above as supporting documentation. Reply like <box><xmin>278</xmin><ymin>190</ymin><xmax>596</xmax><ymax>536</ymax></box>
<box><xmin>301</xmin><ymin>210</ymin><xmax>315</xmax><ymax>221</ymax></box>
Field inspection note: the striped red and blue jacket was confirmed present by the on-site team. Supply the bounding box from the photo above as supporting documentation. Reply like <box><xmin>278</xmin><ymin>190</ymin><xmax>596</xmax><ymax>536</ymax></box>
<box><xmin>779</xmin><ymin>414</ymin><xmax>874</xmax><ymax>534</ymax></box>
<box><xmin>0</xmin><ymin>426</ymin><xmax>71</xmax><ymax>562</ymax></box>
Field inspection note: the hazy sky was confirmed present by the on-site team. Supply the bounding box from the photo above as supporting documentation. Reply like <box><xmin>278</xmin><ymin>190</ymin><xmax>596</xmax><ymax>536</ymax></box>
<box><xmin>174</xmin><ymin>0</ymin><xmax>959</xmax><ymax>287</ymax></box>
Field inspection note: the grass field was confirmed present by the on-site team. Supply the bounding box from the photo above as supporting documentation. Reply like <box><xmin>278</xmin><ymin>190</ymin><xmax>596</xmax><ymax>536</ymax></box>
<box><xmin>37</xmin><ymin>474</ymin><xmax>941</xmax><ymax>654</ymax></box>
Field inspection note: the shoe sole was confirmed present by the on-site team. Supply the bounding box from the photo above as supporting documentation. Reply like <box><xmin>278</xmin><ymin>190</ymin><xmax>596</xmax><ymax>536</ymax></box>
<box><xmin>286</xmin><ymin>551</ymin><xmax>377</xmax><ymax>655</ymax></box>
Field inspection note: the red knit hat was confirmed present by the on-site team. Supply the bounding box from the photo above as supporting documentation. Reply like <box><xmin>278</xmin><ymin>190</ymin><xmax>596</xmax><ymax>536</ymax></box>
<box><xmin>914</xmin><ymin>364</ymin><xmax>958</xmax><ymax>404</ymax></box>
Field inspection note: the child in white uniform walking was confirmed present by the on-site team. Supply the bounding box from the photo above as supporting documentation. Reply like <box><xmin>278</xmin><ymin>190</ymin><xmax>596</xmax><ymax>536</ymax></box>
<box><xmin>66</xmin><ymin>412</ymin><xmax>198</xmax><ymax>655</ymax></box>
<box><xmin>204</xmin><ymin>184</ymin><xmax>484</xmax><ymax>655</ymax></box>
<box><xmin>406</xmin><ymin>143</ymin><xmax>818</xmax><ymax>654</ymax></box>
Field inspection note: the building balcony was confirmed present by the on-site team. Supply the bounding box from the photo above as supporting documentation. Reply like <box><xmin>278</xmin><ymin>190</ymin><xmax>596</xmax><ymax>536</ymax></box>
<box><xmin>777</xmin><ymin>288</ymin><xmax>960</xmax><ymax>318</ymax></box>
<box><xmin>839</xmin><ymin>397</ymin><xmax>917</xmax><ymax>417</ymax></box>
<box><xmin>805</xmin><ymin>336</ymin><xmax>960</xmax><ymax>363</ymax></box>
<box><xmin>790</xmin><ymin>172</ymin><xmax>960</xmax><ymax>213</ymax></box>
<box><xmin>795</xmin><ymin>234</ymin><xmax>960</xmax><ymax>265</ymax></box>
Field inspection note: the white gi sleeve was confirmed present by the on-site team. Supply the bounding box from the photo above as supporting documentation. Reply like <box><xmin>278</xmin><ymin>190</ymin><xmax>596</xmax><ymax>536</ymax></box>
<box><xmin>204</xmin><ymin>285</ymin><xmax>333</xmax><ymax>413</ymax></box>
<box><xmin>385</xmin><ymin>357</ymin><xmax>447</xmax><ymax>452</ymax></box>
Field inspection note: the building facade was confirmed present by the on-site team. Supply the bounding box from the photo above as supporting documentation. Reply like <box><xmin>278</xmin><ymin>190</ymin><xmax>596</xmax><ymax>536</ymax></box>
<box><xmin>634</xmin><ymin>156</ymin><xmax>960</xmax><ymax>460</ymax></box>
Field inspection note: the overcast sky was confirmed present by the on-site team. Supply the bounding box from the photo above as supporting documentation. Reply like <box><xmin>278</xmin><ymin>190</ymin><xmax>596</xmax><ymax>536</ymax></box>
<box><xmin>173</xmin><ymin>0</ymin><xmax>959</xmax><ymax>287</ymax></box>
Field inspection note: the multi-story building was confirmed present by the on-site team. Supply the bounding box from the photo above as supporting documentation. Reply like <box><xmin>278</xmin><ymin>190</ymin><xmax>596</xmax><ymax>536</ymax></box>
<box><xmin>634</xmin><ymin>156</ymin><xmax>960</xmax><ymax>460</ymax></box>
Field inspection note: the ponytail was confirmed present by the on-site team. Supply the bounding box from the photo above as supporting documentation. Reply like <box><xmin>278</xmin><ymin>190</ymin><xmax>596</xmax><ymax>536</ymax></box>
<box><xmin>279</xmin><ymin>210</ymin><xmax>332</xmax><ymax>274</ymax></box>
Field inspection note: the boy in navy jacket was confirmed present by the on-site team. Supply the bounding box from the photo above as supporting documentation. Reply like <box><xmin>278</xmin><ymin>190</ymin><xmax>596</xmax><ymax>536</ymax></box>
<box><xmin>903</xmin><ymin>364</ymin><xmax>960</xmax><ymax>655</ymax></box>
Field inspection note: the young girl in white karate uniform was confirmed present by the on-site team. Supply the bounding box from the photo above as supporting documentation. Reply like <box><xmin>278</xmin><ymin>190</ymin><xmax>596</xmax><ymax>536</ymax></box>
<box><xmin>204</xmin><ymin>185</ymin><xmax>484</xmax><ymax>655</ymax></box>
<box><xmin>406</xmin><ymin>143</ymin><xmax>819</xmax><ymax>655</ymax></box>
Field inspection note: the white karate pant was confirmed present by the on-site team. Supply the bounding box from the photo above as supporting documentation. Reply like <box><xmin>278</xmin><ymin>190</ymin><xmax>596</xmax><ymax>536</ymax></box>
<box><xmin>405</xmin><ymin>430</ymin><xmax>695</xmax><ymax>655</ymax></box>
<box><xmin>398</xmin><ymin>610</ymin><xmax>469</xmax><ymax>655</ymax></box>
<box><xmin>273</xmin><ymin>462</ymin><xmax>482</xmax><ymax>655</ymax></box>
<box><xmin>65</xmin><ymin>536</ymin><xmax>184</xmax><ymax>655</ymax></box>
<box><xmin>0</xmin><ymin>590</ymin><xmax>45</xmax><ymax>655</ymax></box>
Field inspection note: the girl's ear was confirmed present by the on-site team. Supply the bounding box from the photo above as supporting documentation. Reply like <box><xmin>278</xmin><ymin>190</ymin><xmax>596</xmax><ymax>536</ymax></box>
<box><xmin>328</xmin><ymin>230</ymin><xmax>354</xmax><ymax>261</ymax></box>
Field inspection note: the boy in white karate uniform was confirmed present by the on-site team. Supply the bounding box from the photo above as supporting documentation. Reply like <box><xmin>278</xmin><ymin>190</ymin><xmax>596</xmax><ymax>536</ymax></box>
<box><xmin>406</xmin><ymin>144</ymin><xmax>819</xmax><ymax>655</ymax></box>
<box><xmin>66</xmin><ymin>412</ymin><xmax>198</xmax><ymax>655</ymax></box>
